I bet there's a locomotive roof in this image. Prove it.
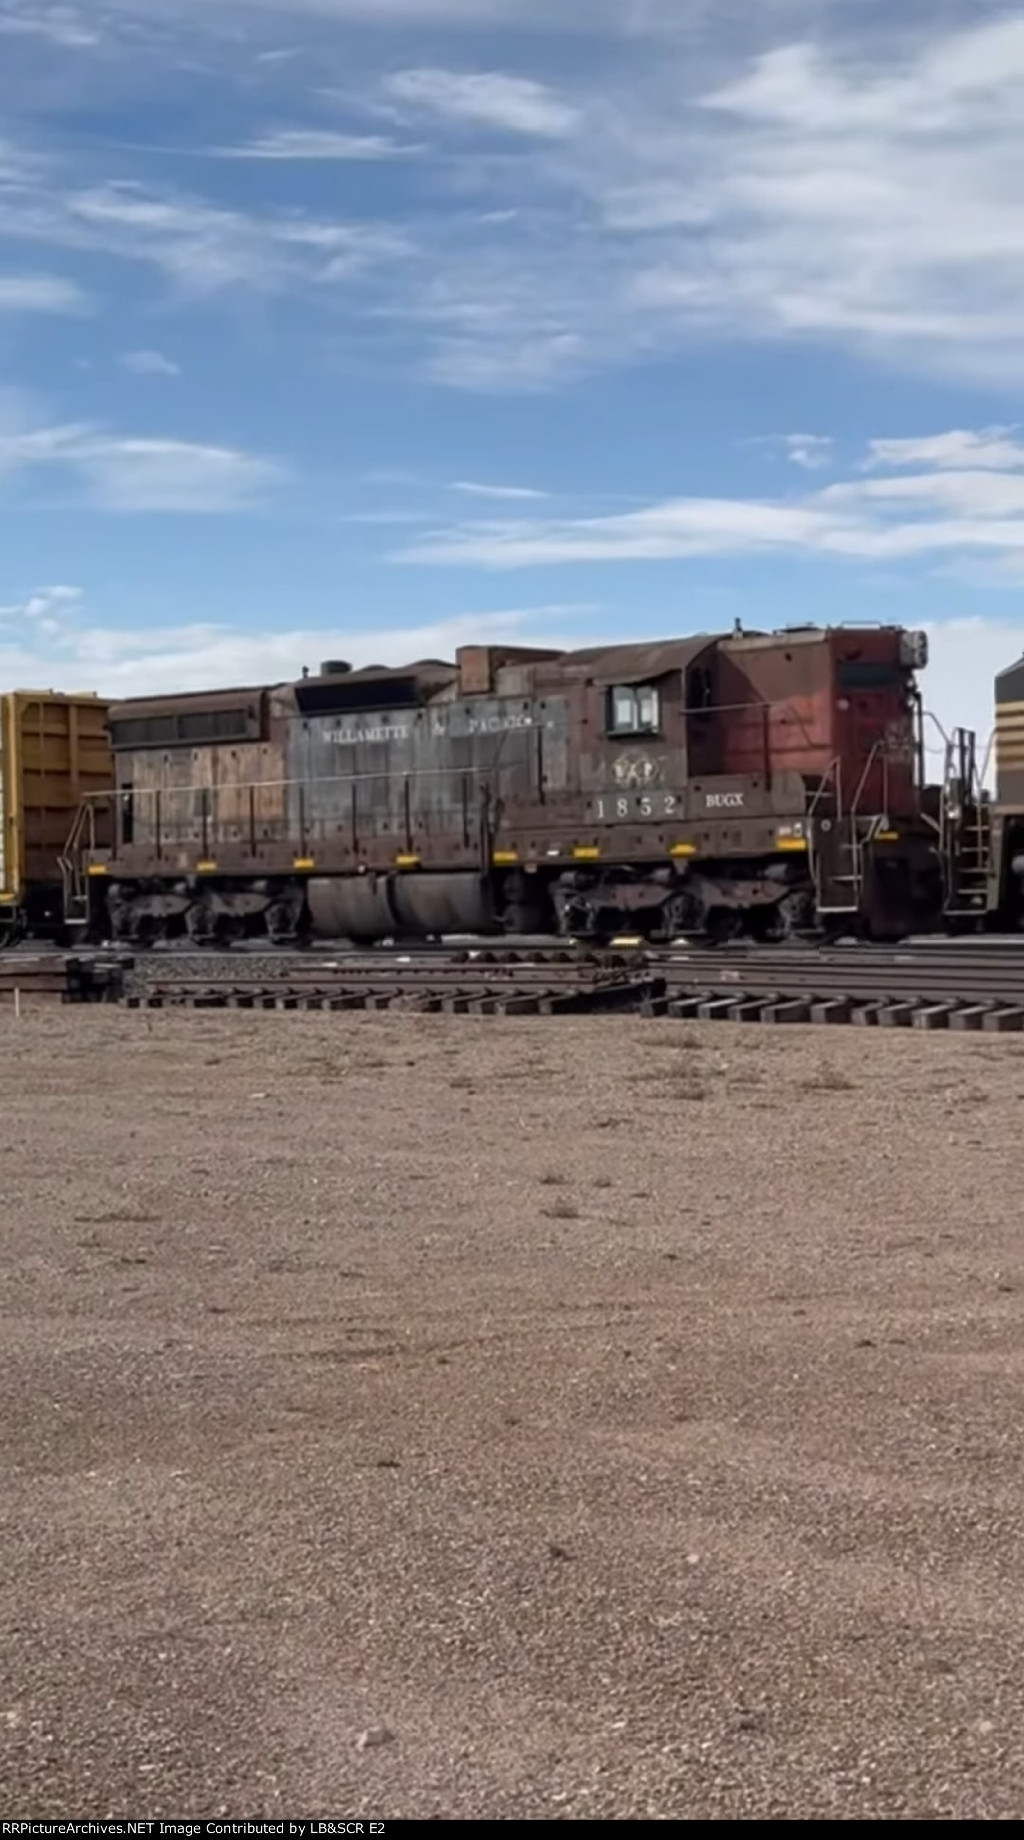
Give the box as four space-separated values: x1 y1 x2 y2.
995 655 1024 703
108 684 268 718
557 635 716 681
108 622 920 715
296 659 457 685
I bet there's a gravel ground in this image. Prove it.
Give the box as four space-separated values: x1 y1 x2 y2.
1 1010 1023 1820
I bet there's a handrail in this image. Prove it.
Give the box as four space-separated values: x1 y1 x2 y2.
806 757 844 822
59 792 107 919
849 739 886 820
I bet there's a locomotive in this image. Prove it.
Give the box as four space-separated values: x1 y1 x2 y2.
56 620 1013 947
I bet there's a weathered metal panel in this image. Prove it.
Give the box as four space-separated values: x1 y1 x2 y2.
288 694 570 862
117 741 286 859
562 637 715 683
717 635 834 782
460 645 560 696
716 629 917 815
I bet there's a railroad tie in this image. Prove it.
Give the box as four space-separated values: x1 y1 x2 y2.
949 1005 996 1031
982 1006 1024 1033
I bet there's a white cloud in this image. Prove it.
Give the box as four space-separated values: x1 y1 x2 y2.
121 349 180 377
402 496 838 567
0 171 412 302
76 438 283 513
398 426 1024 569
823 470 1024 520
376 13 1024 389
0 4 98 49
918 616 1012 776
385 68 580 137
7 11 1024 394
340 509 433 526
0 422 285 512
608 17 1024 383
0 273 90 314
450 479 550 501
64 183 411 294
212 128 419 161
107 0 594 31
426 331 586 393
783 433 833 472
864 429 1024 472
0 601 597 699
0 583 82 624
0 580 1005 783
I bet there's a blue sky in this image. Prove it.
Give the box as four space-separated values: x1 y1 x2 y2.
2 0 1024 767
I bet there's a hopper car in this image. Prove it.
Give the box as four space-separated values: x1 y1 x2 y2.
0 690 111 948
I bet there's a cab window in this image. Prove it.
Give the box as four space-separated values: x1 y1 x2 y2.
838 661 901 691
608 684 660 735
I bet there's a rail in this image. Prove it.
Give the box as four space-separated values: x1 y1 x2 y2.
85 939 1024 1030
17 937 1024 1029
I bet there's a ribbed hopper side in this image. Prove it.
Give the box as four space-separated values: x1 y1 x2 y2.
995 655 1024 808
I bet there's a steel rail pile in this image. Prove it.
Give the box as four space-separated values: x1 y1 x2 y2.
112 940 1024 1029
121 949 650 1016
9 938 1024 1028
0 953 77 1008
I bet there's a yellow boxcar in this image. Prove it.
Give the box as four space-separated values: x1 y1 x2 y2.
0 691 111 946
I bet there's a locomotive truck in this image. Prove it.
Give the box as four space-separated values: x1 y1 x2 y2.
55 620 1005 948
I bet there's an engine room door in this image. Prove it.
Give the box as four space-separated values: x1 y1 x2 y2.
685 664 720 777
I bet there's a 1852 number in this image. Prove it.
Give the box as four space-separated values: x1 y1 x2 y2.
594 792 678 822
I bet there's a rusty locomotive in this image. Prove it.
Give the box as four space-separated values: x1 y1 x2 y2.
57 619 1017 948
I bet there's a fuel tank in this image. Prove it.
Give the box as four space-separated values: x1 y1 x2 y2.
306 872 498 942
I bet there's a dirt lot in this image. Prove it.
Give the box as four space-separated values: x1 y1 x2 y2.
1 1011 1023 1819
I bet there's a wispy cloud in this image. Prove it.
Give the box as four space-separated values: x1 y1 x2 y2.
0 583 83 637
0 422 285 513
0 4 99 49
0 161 413 302
783 434 833 472
59 183 412 295
121 349 180 377
450 478 550 501
0 599 597 699
605 16 1024 383
212 128 420 161
0 579 1002 765
7 10 1024 398
864 429 1024 472
371 15 1024 390
107 0 593 32
340 509 432 526
385 68 580 137
398 426 1024 570
0 273 90 314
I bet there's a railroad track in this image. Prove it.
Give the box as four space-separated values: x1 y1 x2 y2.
116 940 1024 1029
8 940 1024 1029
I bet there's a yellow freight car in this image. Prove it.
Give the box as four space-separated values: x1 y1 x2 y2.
0 691 111 947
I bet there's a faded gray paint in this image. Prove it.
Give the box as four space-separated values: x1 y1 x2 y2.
285 696 570 854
